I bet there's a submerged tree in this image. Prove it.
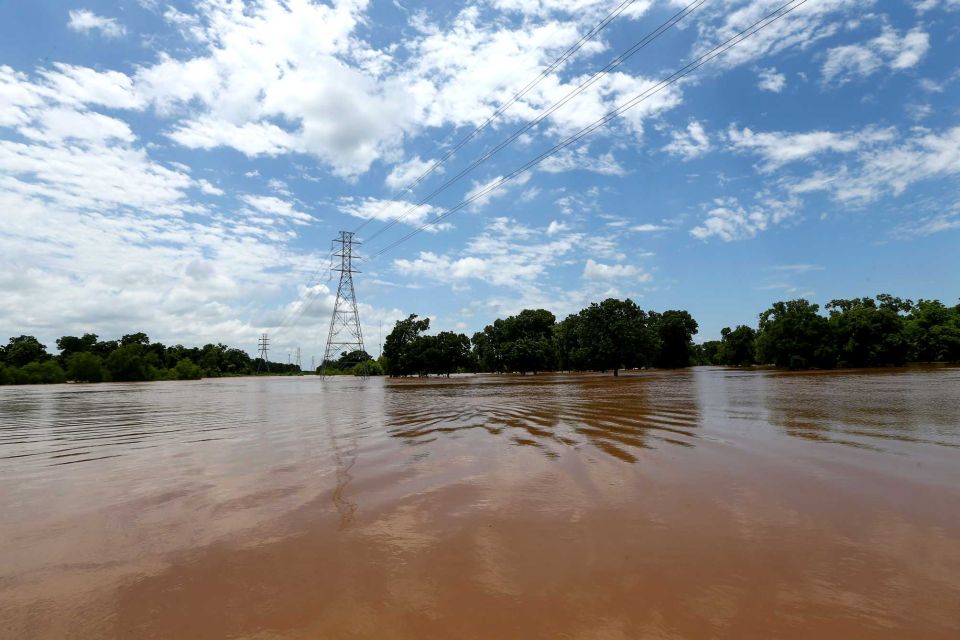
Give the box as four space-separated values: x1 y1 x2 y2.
718 325 756 366
574 298 659 376
826 295 910 367
651 310 699 368
756 299 835 369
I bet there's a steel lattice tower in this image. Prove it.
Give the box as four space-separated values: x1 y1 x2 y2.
321 231 365 377
256 333 270 372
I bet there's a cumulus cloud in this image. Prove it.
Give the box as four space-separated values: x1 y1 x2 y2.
663 120 711 160
788 126 960 204
338 196 445 229
67 9 126 39
822 26 930 84
385 156 438 190
582 259 650 281
393 216 581 288
726 124 896 170
0 66 329 353
690 196 798 242
757 67 786 92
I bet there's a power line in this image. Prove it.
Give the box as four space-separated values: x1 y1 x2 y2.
350 0 645 235
370 0 811 258
360 0 708 245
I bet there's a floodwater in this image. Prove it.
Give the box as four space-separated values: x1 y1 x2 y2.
1 368 959 639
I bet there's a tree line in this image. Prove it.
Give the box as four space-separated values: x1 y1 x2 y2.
0 332 300 385
383 300 700 377
700 295 960 369
380 294 959 377
2 293 957 385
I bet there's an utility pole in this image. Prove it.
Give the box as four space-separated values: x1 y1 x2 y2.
256 333 270 373
322 231 365 378
295 347 302 373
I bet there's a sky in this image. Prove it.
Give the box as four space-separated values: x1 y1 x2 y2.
1 0 959 363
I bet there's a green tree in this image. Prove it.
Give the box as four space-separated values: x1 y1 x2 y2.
698 340 721 365
472 309 557 374
337 349 372 370
383 314 431 376
16 361 66 384
171 358 203 380
352 359 383 376
432 331 472 376
651 310 699 368
2 335 48 367
575 298 659 376
104 344 155 382
904 299 960 362
67 352 104 382
756 299 834 369
120 332 150 347
826 295 909 367
718 325 756 366
56 333 99 362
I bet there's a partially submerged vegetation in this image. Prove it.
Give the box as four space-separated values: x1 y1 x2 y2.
0 333 300 385
701 296 960 369
382 294 960 377
2 293 957 385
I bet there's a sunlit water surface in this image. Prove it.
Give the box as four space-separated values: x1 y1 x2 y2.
1 368 959 638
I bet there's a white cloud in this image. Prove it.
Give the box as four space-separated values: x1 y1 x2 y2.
690 196 797 242
67 9 126 39
692 0 862 69
197 179 224 196
385 156 437 190
338 197 443 228
539 147 626 175
822 26 930 84
663 120 711 160
789 126 960 204
631 223 668 232
546 220 570 235
727 125 896 171
242 195 314 224
582 259 649 281
490 0 653 19
39 63 144 110
757 67 786 92
167 118 299 157
913 0 960 12
0 74 327 352
464 172 531 210
393 216 582 288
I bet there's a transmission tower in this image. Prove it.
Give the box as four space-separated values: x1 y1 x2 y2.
256 333 270 372
322 231 365 377
295 347 302 372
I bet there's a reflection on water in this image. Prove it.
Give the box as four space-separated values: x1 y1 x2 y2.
1 367 959 639
386 371 702 462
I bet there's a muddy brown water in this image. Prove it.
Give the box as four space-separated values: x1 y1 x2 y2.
1 367 959 639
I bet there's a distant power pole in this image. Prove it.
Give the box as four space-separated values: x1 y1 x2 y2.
322 231 365 378
257 333 270 373
295 347 302 372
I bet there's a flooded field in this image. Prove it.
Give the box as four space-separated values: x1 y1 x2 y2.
1 367 959 639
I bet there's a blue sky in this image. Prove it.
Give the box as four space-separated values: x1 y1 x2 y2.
1 0 958 362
